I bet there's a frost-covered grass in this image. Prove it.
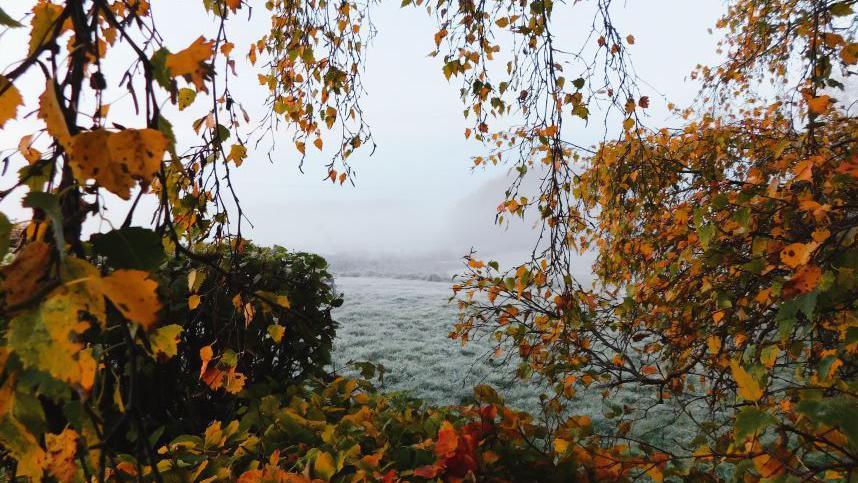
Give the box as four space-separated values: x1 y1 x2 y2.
329 275 701 449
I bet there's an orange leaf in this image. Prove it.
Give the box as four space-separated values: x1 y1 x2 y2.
780 242 814 268
435 421 458 458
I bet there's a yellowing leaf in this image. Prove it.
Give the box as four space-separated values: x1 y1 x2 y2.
224 368 246 394
150 324 183 359
1 241 53 308
45 429 79 483
188 294 201 310
199 345 214 378
730 360 763 401
0 75 22 128
780 242 814 268
623 117 635 130
29 2 64 55
227 144 247 166
99 269 161 330
806 95 831 115
553 437 570 454
70 128 167 199
38 80 73 150
313 451 336 481
267 324 285 343
706 336 721 354
177 87 197 110
8 290 96 392
166 36 214 91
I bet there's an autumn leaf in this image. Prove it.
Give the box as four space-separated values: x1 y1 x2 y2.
199 345 213 378
38 80 73 151
29 2 64 55
45 429 79 482
99 269 162 330
730 360 763 402
313 451 336 481
70 128 167 199
780 242 814 268
267 324 285 343
806 95 832 115
177 87 197 110
0 75 22 128
8 290 97 392
166 36 214 91
435 421 458 458
149 324 183 359
188 294 201 309
1 241 53 309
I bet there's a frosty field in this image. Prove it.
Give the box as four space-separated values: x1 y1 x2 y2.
329 275 700 448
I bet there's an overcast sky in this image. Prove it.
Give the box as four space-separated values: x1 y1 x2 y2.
0 0 723 259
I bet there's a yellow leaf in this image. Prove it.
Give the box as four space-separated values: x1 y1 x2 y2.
706 336 721 354
150 324 183 359
623 117 635 131
313 137 323 151
220 41 235 56
227 144 247 166
224 368 246 394
166 36 214 90
553 437 570 454
177 87 197 110
780 242 814 268
29 2 64 55
188 294 201 310
730 360 763 401
0 76 22 128
8 289 96 392
99 269 161 330
267 324 285 343
70 128 167 199
313 451 336 481
38 80 73 150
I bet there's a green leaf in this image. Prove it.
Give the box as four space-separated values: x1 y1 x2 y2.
150 48 171 89
0 7 22 27
796 397 858 451
698 223 716 247
734 407 776 443
830 2 854 16
90 227 165 270
23 192 64 257
0 212 12 259
473 384 502 404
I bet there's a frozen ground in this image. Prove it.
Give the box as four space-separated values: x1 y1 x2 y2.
328 275 701 448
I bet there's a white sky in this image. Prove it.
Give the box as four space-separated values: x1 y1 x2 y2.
0 0 723 258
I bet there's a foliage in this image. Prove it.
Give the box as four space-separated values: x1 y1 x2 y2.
451 0 858 479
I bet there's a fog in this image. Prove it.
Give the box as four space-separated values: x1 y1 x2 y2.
0 0 723 269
